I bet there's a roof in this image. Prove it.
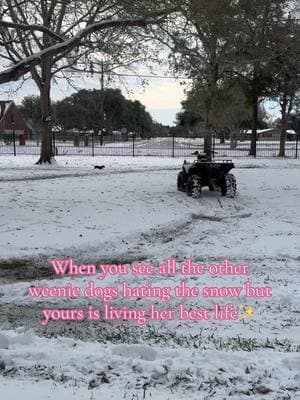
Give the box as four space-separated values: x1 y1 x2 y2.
245 128 275 134
0 101 13 121
245 128 296 135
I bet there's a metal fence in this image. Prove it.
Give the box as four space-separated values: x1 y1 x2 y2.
0 133 299 158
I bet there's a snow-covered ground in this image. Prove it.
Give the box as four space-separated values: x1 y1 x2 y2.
0 156 299 399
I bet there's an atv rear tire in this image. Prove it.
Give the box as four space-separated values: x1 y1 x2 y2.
177 171 186 191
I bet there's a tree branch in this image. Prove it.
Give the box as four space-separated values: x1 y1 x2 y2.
0 10 177 84
0 19 64 42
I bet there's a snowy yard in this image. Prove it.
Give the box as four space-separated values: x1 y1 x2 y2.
0 156 299 399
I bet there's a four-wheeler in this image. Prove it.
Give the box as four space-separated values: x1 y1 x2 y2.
177 152 237 198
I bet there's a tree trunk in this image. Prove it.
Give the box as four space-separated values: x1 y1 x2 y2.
249 93 258 157
230 126 238 149
278 94 288 157
249 63 260 157
204 85 214 160
219 131 225 144
36 60 53 164
203 62 218 160
204 120 213 159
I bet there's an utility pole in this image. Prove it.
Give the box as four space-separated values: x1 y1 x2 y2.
100 60 104 146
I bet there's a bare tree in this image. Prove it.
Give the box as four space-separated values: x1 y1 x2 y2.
159 0 240 159
212 82 253 149
0 1 176 163
177 78 252 147
231 0 292 156
158 0 295 158
269 16 300 156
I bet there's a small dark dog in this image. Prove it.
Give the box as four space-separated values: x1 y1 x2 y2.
94 165 105 170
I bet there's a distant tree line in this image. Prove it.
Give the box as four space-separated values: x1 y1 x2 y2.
20 89 156 138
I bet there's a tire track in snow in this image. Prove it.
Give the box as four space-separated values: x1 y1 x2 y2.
0 167 179 183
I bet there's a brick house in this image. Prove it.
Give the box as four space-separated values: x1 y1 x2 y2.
0 101 32 144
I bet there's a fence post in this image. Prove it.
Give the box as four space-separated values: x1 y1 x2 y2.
296 134 299 159
52 130 56 156
13 127 16 156
92 132 95 157
172 134 175 158
133 133 135 157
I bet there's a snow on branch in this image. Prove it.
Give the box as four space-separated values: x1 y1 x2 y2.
0 20 64 42
0 9 177 85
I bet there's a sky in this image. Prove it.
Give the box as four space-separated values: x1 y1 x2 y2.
126 78 187 126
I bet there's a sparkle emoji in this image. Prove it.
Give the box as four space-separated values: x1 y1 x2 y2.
240 305 254 320
246 306 254 316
